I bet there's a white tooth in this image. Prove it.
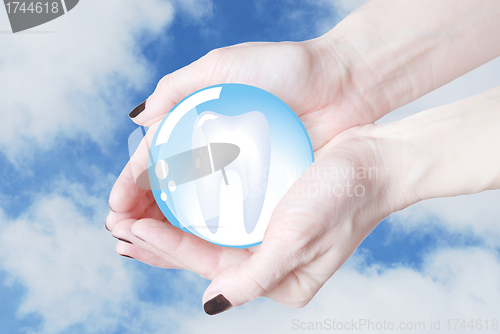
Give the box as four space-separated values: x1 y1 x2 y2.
192 111 271 235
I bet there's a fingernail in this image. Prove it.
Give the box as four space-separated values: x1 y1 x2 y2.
204 294 232 315
108 203 116 213
116 237 132 245
120 254 134 259
105 221 110 232
129 101 146 118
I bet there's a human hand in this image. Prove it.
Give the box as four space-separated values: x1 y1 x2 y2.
126 38 381 150
109 124 414 314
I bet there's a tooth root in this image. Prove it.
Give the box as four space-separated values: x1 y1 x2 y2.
205 216 219 234
243 195 265 234
243 163 269 234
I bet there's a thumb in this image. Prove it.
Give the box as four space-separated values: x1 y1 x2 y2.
128 49 223 127
201 198 326 315
201 244 297 315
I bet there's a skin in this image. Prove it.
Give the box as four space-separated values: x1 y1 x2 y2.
106 0 500 313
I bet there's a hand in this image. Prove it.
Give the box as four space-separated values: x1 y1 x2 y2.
109 124 414 313
126 38 380 149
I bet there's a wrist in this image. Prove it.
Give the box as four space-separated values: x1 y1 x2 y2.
326 124 421 216
353 124 422 213
372 87 500 203
308 31 394 125
313 25 420 124
314 0 500 123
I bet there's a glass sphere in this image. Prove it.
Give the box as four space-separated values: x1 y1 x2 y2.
149 84 313 248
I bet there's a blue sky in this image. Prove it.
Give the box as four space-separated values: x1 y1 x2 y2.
1 1 500 333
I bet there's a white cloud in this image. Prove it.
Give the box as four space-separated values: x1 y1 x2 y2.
0 0 175 164
387 190 500 248
0 180 205 334
173 0 214 22
174 247 500 334
0 189 134 333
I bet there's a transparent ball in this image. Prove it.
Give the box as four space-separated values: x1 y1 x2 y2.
149 84 313 248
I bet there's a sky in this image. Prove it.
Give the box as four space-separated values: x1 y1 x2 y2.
0 1 499 333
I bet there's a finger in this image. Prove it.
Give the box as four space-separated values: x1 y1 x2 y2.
130 218 250 280
107 124 160 230
138 198 165 221
112 218 186 270
262 256 331 307
105 189 154 231
129 51 219 127
115 240 184 269
108 161 150 212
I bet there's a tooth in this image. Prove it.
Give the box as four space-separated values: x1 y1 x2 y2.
192 111 271 235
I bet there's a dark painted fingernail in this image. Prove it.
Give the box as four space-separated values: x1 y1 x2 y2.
204 294 232 315
105 222 110 232
129 101 146 118
116 237 132 245
108 203 116 213
120 254 134 259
